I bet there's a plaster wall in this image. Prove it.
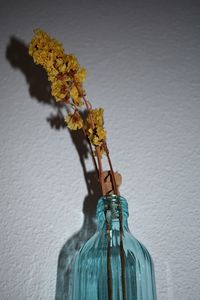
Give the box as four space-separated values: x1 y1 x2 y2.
0 1 200 299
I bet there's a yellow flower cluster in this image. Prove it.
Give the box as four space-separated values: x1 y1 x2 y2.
64 111 83 130
29 29 86 106
29 29 107 151
85 108 106 147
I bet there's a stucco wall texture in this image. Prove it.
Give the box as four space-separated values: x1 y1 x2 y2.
1 0 200 299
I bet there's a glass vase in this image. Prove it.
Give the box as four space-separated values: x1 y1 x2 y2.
72 195 157 300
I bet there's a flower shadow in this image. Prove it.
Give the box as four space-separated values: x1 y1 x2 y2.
6 36 66 129
6 36 101 299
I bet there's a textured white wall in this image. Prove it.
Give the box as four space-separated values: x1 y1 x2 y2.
1 0 200 299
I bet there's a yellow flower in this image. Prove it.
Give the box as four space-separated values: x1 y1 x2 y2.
29 30 109 149
64 112 83 130
91 126 107 146
66 54 79 72
70 85 79 101
51 80 69 102
69 85 84 106
74 68 87 84
47 67 59 82
29 29 65 70
91 108 104 126
84 108 104 131
29 29 87 106
84 108 107 147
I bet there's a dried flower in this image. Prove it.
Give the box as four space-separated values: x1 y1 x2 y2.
29 29 86 105
29 29 119 196
64 111 83 130
84 108 107 146
29 30 106 148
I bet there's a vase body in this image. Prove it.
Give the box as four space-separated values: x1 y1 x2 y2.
72 195 157 300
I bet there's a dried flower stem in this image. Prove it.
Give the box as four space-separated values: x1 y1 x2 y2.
85 132 99 175
82 94 106 195
28 29 119 197
81 91 118 196
103 142 118 195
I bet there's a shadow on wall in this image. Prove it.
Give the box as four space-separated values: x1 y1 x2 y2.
6 36 101 299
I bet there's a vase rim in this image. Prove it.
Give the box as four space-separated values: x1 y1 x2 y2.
97 195 129 218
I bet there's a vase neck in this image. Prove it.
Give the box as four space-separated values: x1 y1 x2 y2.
96 195 129 230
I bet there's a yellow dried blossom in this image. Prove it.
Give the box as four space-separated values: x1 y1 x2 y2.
29 29 112 186
74 68 87 83
91 108 104 126
70 85 79 101
65 112 83 130
29 29 87 106
29 29 64 70
68 85 82 106
84 108 107 147
66 54 80 72
92 127 107 146
51 80 69 102
47 65 59 81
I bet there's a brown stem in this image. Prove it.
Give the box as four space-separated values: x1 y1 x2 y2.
106 221 113 300
104 142 118 196
82 94 106 196
82 95 95 127
75 85 117 197
119 208 126 300
96 147 106 196
86 134 99 175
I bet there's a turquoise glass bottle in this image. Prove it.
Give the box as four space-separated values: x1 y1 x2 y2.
72 195 157 300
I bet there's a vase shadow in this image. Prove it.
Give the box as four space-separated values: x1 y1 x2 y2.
55 173 101 299
6 36 101 300
55 127 101 299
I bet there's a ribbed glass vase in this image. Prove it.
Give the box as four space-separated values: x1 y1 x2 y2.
72 195 157 300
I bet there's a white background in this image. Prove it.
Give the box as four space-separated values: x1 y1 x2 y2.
0 0 200 299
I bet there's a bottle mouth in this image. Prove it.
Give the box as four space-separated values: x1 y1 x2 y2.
103 195 121 221
103 194 120 207
97 195 129 219
102 194 118 199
